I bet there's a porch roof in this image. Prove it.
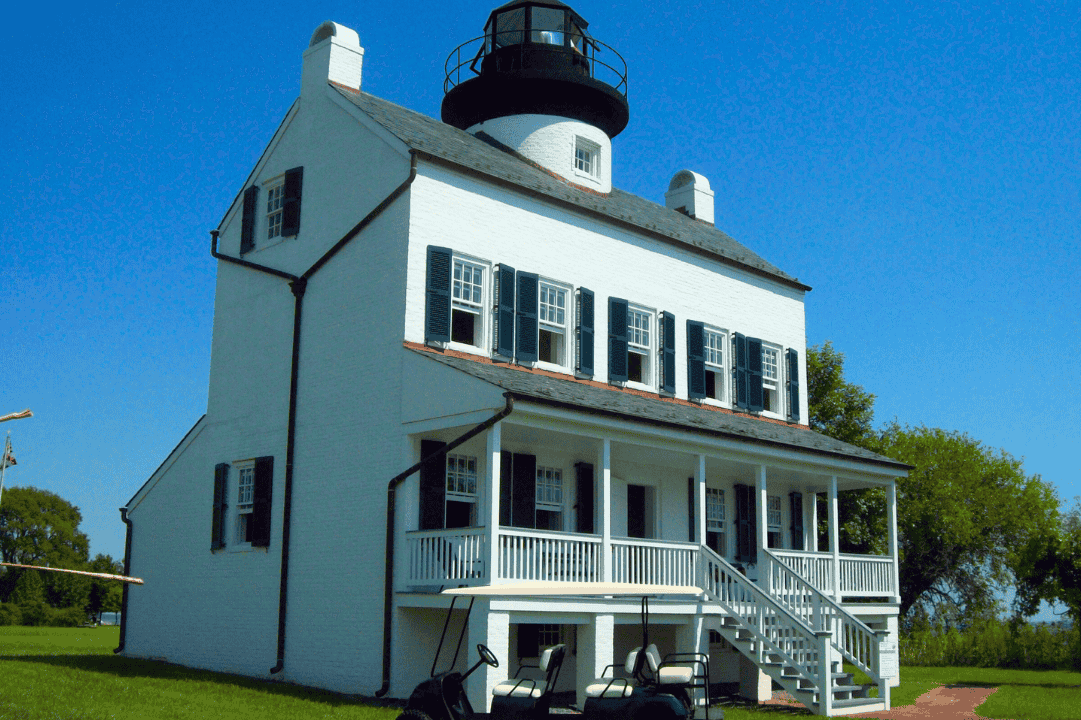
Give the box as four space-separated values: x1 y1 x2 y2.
410 347 910 472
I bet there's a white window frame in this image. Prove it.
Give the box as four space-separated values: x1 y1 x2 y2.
703 326 729 406
265 177 285 242
535 466 564 531
445 453 479 528
767 493 783 549
232 460 255 550
574 137 600 180
536 279 572 371
761 343 782 417
626 304 655 390
706 487 726 556
448 255 489 353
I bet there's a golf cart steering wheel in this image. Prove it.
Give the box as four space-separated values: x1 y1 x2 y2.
477 643 499 668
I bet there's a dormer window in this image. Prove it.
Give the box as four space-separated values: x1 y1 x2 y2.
575 137 599 179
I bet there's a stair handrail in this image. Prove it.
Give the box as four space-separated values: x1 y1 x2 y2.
697 545 827 690
763 548 884 683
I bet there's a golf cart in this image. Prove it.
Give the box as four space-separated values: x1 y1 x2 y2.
394 581 720 720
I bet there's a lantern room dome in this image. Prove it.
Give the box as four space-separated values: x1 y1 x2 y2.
441 1 630 139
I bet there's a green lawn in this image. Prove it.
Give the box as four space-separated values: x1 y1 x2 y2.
3 627 1081 719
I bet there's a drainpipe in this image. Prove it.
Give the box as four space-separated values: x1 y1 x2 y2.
209 152 419 676
375 394 514 698
113 507 133 654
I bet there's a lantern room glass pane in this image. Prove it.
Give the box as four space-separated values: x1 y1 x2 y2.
495 7 525 47
568 21 586 53
531 7 565 45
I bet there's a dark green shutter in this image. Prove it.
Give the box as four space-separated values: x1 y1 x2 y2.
734 483 757 564
516 272 539 363
240 186 258 254
281 167 303 237
251 456 274 548
518 624 540 659
211 463 228 550
734 333 748 409
512 453 537 529
500 451 513 527
688 477 696 543
747 337 764 412
687 321 706 400
789 492 804 551
660 311 676 395
576 288 594 377
425 247 452 344
419 439 447 530
494 264 516 358
575 463 594 534
786 348 800 422
608 297 628 383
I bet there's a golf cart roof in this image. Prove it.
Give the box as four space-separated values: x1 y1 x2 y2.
442 581 705 597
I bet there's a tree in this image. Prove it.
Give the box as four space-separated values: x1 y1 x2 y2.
86 554 124 623
10 568 47 626
806 342 884 554
876 423 1059 621
0 486 90 567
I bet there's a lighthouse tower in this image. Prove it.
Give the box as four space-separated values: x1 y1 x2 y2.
441 1 629 193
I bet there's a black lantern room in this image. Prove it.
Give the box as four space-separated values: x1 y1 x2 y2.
442 1 630 138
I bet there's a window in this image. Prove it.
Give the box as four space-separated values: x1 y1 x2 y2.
445 454 478 529
535 466 563 530
518 623 570 660
451 258 486 347
235 463 255 544
266 181 284 239
627 306 652 385
704 329 727 402
574 137 599 179
706 487 726 556
767 494 783 549
762 345 781 413
538 282 569 366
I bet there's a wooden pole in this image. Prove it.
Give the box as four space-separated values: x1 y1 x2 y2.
1 562 144 585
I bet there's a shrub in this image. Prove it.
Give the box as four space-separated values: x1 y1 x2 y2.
45 605 89 627
901 617 1079 670
0 602 22 626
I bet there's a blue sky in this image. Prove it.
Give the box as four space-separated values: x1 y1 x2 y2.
3 0 1078 606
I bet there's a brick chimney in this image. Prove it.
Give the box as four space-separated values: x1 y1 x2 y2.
302 21 364 98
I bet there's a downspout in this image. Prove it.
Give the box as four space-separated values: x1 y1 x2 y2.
375 393 514 698
211 152 419 676
113 507 133 654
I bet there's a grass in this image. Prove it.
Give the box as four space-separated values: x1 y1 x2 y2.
0 627 401 720
4 627 1081 719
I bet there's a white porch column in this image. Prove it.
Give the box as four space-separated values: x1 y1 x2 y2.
576 613 615 710
829 476 841 602
809 489 819 552
677 614 707 709
887 481 900 604
599 438 612 582
756 465 768 559
466 599 509 712
696 455 707 547
486 422 502 583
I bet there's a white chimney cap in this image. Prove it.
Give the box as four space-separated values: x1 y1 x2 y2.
665 170 715 224
302 21 364 97
309 21 360 49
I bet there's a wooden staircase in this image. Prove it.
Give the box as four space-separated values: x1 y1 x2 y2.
698 547 889 716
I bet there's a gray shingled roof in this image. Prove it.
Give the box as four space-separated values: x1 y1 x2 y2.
413 348 908 470
334 86 810 291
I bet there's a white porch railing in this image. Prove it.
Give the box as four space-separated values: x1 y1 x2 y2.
610 537 699 586
771 549 896 597
405 527 488 585
498 528 602 583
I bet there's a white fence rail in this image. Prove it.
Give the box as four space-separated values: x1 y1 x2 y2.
611 538 699 586
771 550 896 597
498 528 602 583
405 527 487 585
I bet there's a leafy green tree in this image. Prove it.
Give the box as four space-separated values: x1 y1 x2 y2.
10 569 47 626
0 487 90 568
876 423 1059 621
86 554 124 623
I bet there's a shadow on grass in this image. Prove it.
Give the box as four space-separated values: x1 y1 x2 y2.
2 653 406 709
949 679 1081 690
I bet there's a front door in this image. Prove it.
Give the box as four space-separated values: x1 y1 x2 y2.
627 484 654 538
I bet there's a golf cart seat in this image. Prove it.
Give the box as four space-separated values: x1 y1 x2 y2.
490 644 566 715
584 643 652 699
643 643 695 685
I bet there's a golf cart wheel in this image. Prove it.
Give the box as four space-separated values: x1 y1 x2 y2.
395 711 433 720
